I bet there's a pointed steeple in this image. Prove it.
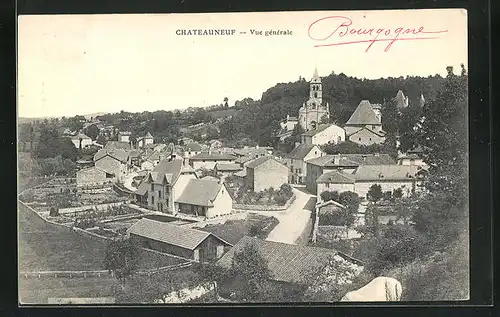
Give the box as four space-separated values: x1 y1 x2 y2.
312 67 320 82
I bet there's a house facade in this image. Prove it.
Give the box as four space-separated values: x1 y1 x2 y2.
184 142 203 158
280 115 298 131
70 133 93 149
137 132 154 148
316 164 424 200
175 179 233 218
118 131 131 143
300 123 346 146
94 149 129 181
245 156 288 192
76 166 114 186
287 144 324 184
305 154 396 194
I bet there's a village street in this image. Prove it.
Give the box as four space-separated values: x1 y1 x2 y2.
264 186 316 245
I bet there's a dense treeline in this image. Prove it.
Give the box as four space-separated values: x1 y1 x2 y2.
219 72 445 146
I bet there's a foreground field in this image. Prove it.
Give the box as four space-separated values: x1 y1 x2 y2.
19 276 117 304
19 203 186 271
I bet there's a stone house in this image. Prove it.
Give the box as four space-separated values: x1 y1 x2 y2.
344 100 387 146
137 132 154 148
287 144 324 184
134 156 197 213
76 166 114 186
300 123 346 146
245 156 288 192
70 133 93 149
93 148 130 182
175 178 233 218
316 164 425 200
305 153 395 194
128 218 232 262
118 131 131 143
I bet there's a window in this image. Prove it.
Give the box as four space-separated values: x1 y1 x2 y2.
151 184 154 191
315 151 317 155
314 92 318 98
369 138 372 141
326 183 330 188
372 125 376 130
158 190 161 198
151 196 155 205
359 138 361 141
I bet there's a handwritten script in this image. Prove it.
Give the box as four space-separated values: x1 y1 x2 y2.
308 16 448 52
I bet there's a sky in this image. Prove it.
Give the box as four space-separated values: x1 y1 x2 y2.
17 9 467 118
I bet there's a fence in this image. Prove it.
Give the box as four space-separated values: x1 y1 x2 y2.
20 262 194 280
232 194 296 212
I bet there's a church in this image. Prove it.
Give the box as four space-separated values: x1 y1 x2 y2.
298 68 330 131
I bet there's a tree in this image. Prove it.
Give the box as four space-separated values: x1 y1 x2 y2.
193 262 229 301
393 188 403 199
223 97 229 108
84 124 100 141
103 239 140 288
367 184 383 203
229 242 274 302
320 190 340 202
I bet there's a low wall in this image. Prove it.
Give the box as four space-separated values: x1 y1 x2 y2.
57 202 128 215
232 194 295 212
182 212 248 228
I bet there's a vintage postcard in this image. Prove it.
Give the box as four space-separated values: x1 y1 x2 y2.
17 9 469 304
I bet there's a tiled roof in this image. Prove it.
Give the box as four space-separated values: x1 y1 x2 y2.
347 126 387 137
306 154 395 168
151 158 184 184
215 163 243 172
190 153 236 161
233 147 270 157
93 148 129 163
353 164 423 181
128 218 230 250
302 124 334 136
71 133 91 140
345 100 381 125
315 200 346 209
135 181 149 195
185 142 203 152
235 155 256 164
104 141 131 150
175 179 222 207
217 236 353 285
245 156 283 169
288 144 319 160
316 171 355 184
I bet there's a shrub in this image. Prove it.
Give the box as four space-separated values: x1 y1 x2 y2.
49 207 59 216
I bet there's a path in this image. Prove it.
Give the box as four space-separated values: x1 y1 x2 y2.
122 171 139 192
265 186 316 245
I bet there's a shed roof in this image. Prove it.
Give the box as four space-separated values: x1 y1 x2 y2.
215 163 243 172
302 124 335 136
175 179 223 207
127 218 231 250
288 144 320 160
316 171 356 184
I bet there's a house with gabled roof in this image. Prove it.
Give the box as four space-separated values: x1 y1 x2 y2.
70 133 93 149
93 148 130 181
175 178 233 218
137 132 154 148
316 164 426 200
134 155 197 212
184 142 204 158
245 156 288 192
104 140 132 150
287 144 324 184
300 123 346 146
128 218 232 262
305 153 395 194
344 100 386 146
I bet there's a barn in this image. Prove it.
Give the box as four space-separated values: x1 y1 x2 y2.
127 218 232 262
